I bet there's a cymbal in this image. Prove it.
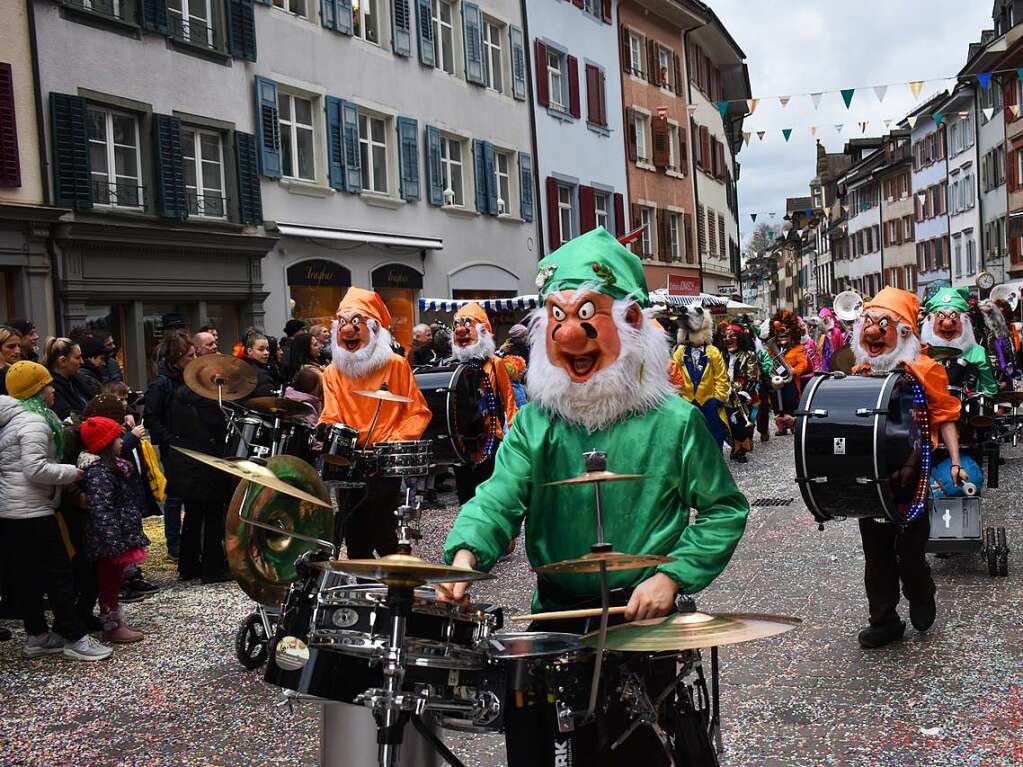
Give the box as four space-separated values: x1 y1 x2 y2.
581 611 801 652
534 551 675 575
927 345 962 361
225 455 333 605
311 554 494 587
246 396 312 418
171 447 332 508
544 471 647 487
184 354 257 401
994 390 1023 405
353 389 414 404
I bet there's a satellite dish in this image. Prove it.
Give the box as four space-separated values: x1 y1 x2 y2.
833 290 864 323
989 284 1020 312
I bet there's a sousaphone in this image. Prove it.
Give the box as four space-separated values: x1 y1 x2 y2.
832 290 864 323
989 283 1020 312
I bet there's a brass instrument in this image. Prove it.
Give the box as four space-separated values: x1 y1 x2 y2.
764 335 795 390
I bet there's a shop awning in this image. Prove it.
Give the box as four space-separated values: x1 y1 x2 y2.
648 289 729 308
275 222 443 250
419 295 540 312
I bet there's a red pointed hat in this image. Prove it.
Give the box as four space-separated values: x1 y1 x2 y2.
336 287 391 329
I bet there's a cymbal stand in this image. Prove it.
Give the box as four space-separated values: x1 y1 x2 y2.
362 384 390 449
583 450 612 720
394 479 422 555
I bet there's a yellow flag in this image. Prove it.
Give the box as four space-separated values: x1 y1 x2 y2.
910 81 924 99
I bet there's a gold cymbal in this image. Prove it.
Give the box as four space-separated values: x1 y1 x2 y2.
310 554 494 586
171 447 332 508
246 396 313 418
353 389 414 404
184 354 257 401
544 471 647 487
927 345 962 361
994 390 1023 405
534 551 674 575
582 611 801 652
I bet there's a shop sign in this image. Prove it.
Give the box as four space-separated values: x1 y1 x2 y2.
287 259 351 287
372 264 423 290
666 274 700 296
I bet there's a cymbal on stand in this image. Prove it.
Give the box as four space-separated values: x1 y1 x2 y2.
184 354 257 401
581 611 801 652
353 389 415 404
544 471 647 487
246 396 314 418
310 554 494 586
534 551 674 574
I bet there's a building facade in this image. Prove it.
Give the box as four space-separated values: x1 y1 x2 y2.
840 149 884 297
939 86 982 289
877 130 916 293
910 92 952 298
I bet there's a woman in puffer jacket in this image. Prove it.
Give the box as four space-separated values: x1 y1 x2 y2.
0 362 112 661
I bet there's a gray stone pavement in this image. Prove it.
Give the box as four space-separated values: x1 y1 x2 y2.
2 431 1022 766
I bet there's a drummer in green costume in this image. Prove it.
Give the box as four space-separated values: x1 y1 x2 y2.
441 227 749 620
921 286 997 396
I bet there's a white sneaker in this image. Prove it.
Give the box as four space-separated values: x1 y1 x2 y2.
63 634 113 661
24 631 65 658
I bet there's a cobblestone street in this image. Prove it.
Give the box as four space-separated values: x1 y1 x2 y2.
3 431 1022 766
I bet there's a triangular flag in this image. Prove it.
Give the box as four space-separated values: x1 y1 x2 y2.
810 92 823 109
757 130 766 141
779 96 791 108
835 124 844 133
716 100 729 117
932 113 944 125
1012 105 1021 118
747 99 759 114
809 125 818 137
906 115 919 129
978 72 992 91
782 128 792 142
917 193 927 204
884 119 893 129
841 88 855 108
769 212 776 219
751 213 758 223
910 81 924 99
743 131 751 146
874 85 888 103
983 107 995 122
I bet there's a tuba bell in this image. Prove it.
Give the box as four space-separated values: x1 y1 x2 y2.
833 290 864 323
989 283 1020 313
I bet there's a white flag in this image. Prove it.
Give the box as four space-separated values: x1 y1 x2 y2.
874 85 888 103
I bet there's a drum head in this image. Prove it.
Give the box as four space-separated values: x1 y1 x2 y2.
485 632 584 659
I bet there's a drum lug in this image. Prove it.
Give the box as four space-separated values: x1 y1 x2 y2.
555 700 577 733
855 408 885 417
855 477 879 485
793 409 829 418
794 476 828 484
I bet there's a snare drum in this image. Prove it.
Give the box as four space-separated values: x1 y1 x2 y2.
226 415 274 460
373 440 433 477
276 421 315 463
320 423 360 465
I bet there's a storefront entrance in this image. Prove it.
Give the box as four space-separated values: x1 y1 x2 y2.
372 264 423 352
287 259 352 328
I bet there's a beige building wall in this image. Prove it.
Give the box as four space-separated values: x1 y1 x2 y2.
0 1 44 206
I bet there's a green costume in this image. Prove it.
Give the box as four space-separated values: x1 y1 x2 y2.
925 287 998 396
443 228 750 611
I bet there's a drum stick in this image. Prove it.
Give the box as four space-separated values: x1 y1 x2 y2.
510 606 629 622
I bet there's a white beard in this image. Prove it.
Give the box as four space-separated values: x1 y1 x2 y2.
920 314 977 352
526 301 675 433
852 318 922 372
451 328 496 363
331 321 394 379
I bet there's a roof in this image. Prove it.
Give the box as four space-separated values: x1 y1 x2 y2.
684 0 746 60
901 89 952 125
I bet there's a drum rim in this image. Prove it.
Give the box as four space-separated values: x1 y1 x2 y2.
796 374 830 522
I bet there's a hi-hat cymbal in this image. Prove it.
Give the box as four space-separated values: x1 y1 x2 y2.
544 471 647 487
582 611 801 652
184 354 257 401
534 551 675 575
311 554 494 586
246 396 312 418
225 455 333 606
171 447 332 508
353 389 415 404
927 345 962 362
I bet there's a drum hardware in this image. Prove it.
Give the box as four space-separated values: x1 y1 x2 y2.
793 408 829 418
183 353 258 403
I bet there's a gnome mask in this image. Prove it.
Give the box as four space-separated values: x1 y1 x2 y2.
331 310 393 379
451 318 496 362
852 309 920 371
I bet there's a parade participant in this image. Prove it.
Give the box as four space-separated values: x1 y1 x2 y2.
978 296 1018 387
407 324 439 368
669 304 730 449
449 302 518 503
799 316 823 375
441 228 748 766
723 324 760 463
754 320 774 442
921 287 997 396
851 287 963 648
319 287 431 557
818 307 847 372
767 309 809 435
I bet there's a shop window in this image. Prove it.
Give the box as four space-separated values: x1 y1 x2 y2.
372 264 424 352
287 259 352 327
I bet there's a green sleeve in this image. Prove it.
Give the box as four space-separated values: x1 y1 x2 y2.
757 349 773 375
965 345 998 395
442 411 532 571
656 413 750 593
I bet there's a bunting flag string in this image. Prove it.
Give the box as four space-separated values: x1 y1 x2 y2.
779 96 791 108
841 88 856 108
782 128 792 142
811 92 823 109
874 85 888 103
910 80 924 99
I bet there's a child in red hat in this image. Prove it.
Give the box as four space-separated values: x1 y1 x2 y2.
78 416 150 644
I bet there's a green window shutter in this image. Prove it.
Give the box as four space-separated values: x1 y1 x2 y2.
415 0 435 67
234 131 263 224
254 76 281 178
518 151 533 222
138 0 169 33
341 101 361 193
0 63 21 188
472 139 487 212
325 96 346 191
461 2 484 85
391 0 411 56
49 93 92 210
320 0 337 29
483 141 497 215
152 113 188 219
397 116 419 201
336 0 353 34
425 125 443 206
227 0 258 61
509 26 526 101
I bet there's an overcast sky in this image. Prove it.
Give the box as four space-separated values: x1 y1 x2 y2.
711 0 996 246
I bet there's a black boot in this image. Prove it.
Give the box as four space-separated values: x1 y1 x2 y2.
858 616 906 648
909 594 936 632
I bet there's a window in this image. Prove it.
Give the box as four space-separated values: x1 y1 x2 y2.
359 113 388 194
73 0 124 18
482 20 503 92
182 127 225 218
558 185 574 243
494 150 510 214
433 0 454 74
966 233 976 274
903 216 913 241
87 106 142 208
628 32 644 78
547 51 565 110
278 92 316 181
168 0 214 46
717 213 725 258
954 235 962 277
439 135 463 205
669 212 681 261
583 0 601 18
353 0 379 44
633 112 649 163
657 46 671 89
273 0 305 15
667 124 680 172
639 207 653 257
594 192 608 230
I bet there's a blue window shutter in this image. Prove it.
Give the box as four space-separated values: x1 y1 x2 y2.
391 0 412 56
320 0 337 29
425 125 443 206
397 116 420 201
510 26 526 101
472 139 487 212
483 141 497 214
415 0 435 67
152 114 188 220
138 0 168 33
49 93 92 210
518 151 533 222
325 96 345 191
226 0 258 61
341 101 362 193
462 2 484 85
254 76 281 178
336 0 353 34
253 0 270 5
234 131 263 224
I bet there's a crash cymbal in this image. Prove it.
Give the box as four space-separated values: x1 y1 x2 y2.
311 554 494 586
184 354 257 401
353 389 415 404
534 551 675 575
994 390 1023 405
225 455 333 605
581 611 801 652
544 471 647 487
926 345 962 362
246 396 312 418
171 447 332 508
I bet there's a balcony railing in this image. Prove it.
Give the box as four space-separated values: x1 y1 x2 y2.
63 0 127 21
187 191 227 219
92 179 145 209
168 13 218 49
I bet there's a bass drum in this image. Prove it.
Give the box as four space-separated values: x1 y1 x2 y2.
415 364 487 466
794 372 929 524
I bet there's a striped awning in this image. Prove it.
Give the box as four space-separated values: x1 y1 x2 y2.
648 290 729 308
419 295 540 313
